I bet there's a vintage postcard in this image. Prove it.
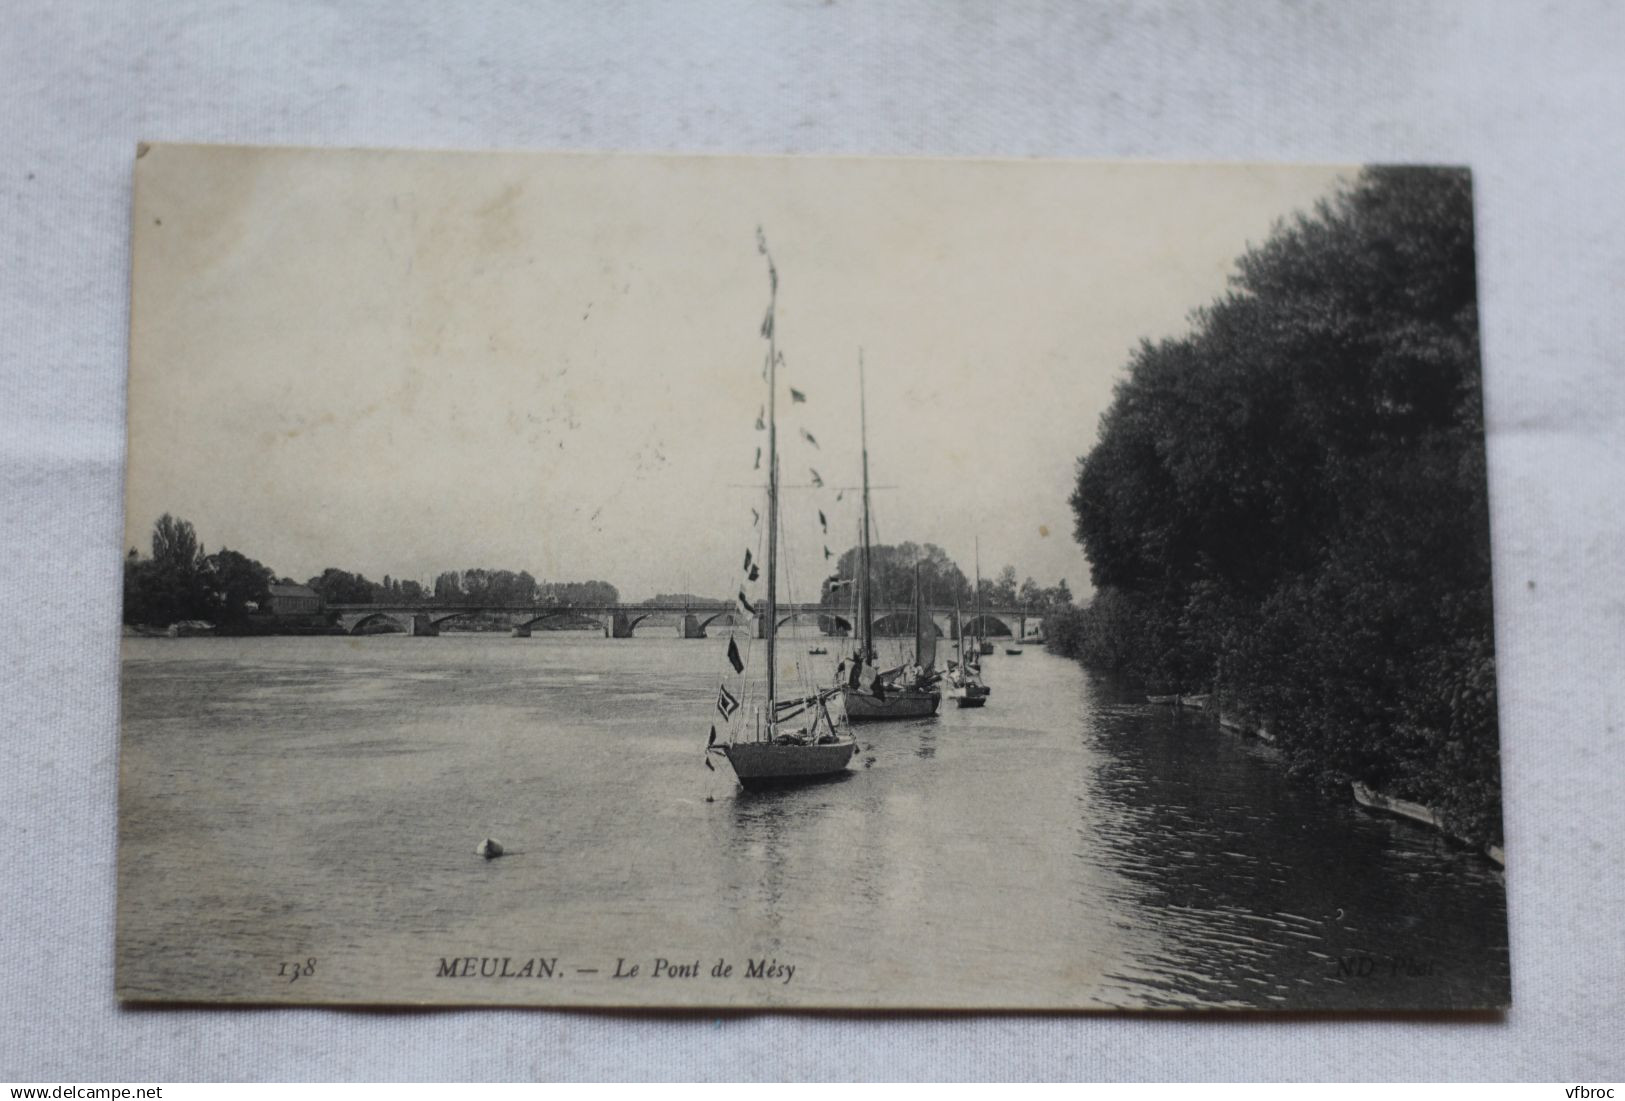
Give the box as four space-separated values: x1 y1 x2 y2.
118 145 1508 1009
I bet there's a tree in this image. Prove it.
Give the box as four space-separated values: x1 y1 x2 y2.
151 513 202 571
821 542 971 607
123 516 277 627
994 566 1019 605
203 548 274 623
1061 166 1500 843
123 514 212 625
307 568 376 605
433 571 463 601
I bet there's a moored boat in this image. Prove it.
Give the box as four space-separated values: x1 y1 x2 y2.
723 740 857 788
966 541 998 664
843 561 943 722
845 685 941 720
838 357 942 724
1350 781 1443 830
1147 693 1210 709
946 604 991 708
707 231 855 787
950 686 990 708
1351 781 1504 867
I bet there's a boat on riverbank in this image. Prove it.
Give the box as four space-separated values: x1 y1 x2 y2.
1350 782 1505 867
1149 693 1213 710
1351 782 1441 828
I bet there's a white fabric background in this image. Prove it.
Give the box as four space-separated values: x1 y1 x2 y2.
2 0 1621 1082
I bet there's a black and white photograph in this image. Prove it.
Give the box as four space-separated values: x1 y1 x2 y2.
115 144 1507 1011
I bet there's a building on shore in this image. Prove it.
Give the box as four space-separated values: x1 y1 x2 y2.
267 583 323 616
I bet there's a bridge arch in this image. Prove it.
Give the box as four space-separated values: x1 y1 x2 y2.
429 609 489 630
516 610 609 632
870 612 945 638
963 613 1016 638
624 612 684 635
774 610 851 635
697 610 753 635
348 611 411 635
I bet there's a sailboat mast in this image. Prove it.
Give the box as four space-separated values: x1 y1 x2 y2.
764 246 780 713
859 350 873 664
974 536 982 637
913 559 924 664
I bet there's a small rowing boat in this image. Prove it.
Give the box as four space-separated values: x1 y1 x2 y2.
1146 693 1210 709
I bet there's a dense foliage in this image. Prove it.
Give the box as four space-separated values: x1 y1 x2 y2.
820 541 1072 612
122 515 623 624
1056 167 1502 844
639 593 732 607
122 514 275 627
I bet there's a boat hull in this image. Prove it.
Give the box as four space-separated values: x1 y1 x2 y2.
1149 693 1213 710
950 684 991 708
723 738 856 788
842 685 941 722
1351 781 1442 829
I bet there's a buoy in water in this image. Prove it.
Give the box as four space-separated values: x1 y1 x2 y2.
475 838 504 860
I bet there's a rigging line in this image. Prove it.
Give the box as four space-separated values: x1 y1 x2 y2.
775 479 817 701
725 483 843 490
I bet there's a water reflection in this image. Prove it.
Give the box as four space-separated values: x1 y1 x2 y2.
1077 675 1508 1008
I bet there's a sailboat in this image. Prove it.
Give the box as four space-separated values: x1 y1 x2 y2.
840 357 942 723
709 232 855 789
946 601 991 708
972 537 995 657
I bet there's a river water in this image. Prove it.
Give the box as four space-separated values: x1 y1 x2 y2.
117 633 1509 1010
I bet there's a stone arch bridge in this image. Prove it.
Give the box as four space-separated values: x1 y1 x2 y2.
326 602 1040 641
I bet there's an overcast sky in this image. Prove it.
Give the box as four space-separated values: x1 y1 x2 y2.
126 146 1349 601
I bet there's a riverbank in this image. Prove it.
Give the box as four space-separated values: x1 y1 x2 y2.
123 618 344 637
1169 691 1506 867
1048 594 1503 852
